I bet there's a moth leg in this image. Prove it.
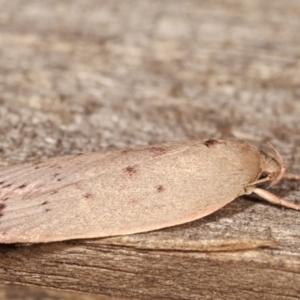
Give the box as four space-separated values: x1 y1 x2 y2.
283 173 300 180
253 188 300 210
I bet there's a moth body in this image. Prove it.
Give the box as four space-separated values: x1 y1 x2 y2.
0 139 298 243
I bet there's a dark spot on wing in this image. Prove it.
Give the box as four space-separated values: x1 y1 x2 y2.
41 201 48 206
34 166 40 169
45 208 51 212
0 203 6 216
157 185 165 193
148 147 167 157
124 166 137 176
2 198 9 201
0 181 5 185
122 149 133 154
84 193 92 199
56 178 62 182
53 173 60 177
204 139 221 148
18 184 27 189
3 184 12 188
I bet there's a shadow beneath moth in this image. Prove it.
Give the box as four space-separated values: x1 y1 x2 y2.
0 139 299 243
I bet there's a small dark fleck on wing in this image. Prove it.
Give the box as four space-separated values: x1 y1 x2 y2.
124 166 137 176
121 149 133 154
157 185 165 193
204 139 221 148
18 184 27 189
0 203 6 217
3 184 12 188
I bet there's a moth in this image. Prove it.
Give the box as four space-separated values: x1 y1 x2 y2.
0 139 299 243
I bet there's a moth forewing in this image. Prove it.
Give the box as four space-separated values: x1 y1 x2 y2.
0 139 299 243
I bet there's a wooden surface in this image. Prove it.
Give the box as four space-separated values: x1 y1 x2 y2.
0 285 116 300
0 0 300 299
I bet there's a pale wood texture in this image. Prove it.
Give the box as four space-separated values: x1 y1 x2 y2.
0 0 300 299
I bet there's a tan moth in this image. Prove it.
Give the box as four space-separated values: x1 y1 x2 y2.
0 139 299 243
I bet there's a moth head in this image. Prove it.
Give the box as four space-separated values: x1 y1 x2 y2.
258 144 286 188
